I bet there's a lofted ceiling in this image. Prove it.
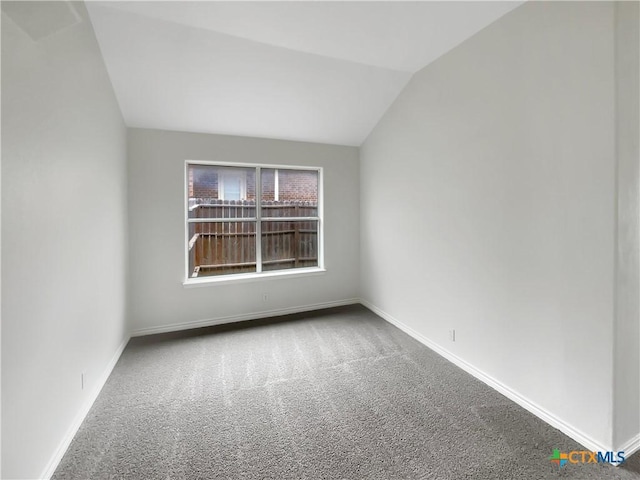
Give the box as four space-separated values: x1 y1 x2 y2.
86 1 523 146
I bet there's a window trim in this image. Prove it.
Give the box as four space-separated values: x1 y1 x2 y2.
183 160 324 286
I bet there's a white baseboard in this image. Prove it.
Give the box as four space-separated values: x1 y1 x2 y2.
130 298 361 337
359 299 612 455
40 335 130 480
619 433 640 459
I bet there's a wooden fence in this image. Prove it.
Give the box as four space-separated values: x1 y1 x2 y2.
188 200 318 277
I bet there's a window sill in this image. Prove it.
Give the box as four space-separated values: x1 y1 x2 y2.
183 267 326 287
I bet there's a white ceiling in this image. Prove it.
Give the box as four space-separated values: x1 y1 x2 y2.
86 1 523 146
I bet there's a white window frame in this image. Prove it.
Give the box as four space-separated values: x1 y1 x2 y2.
184 160 324 286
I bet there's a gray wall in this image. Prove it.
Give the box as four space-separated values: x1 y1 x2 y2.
360 1 623 449
127 128 359 334
1 3 129 479
614 0 640 450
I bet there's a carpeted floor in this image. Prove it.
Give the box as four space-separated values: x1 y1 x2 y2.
54 305 639 479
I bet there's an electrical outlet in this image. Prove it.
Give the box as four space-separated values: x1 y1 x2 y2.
262 293 269 302
449 329 456 342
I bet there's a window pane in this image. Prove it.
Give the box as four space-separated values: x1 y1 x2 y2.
261 220 318 271
188 222 256 277
261 169 318 217
188 165 255 218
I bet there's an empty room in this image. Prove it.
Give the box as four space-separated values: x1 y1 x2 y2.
2 1 640 479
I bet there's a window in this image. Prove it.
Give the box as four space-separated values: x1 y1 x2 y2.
186 162 322 282
219 170 246 200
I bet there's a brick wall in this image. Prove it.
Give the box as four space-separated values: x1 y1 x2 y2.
190 165 219 199
262 169 276 201
246 173 256 200
189 166 317 203
278 170 317 202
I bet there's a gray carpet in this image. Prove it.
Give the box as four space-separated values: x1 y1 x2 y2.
54 305 640 479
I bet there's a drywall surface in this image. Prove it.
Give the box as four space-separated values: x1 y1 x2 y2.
613 0 640 450
1 3 129 478
127 128 359 333
361 1 616 449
